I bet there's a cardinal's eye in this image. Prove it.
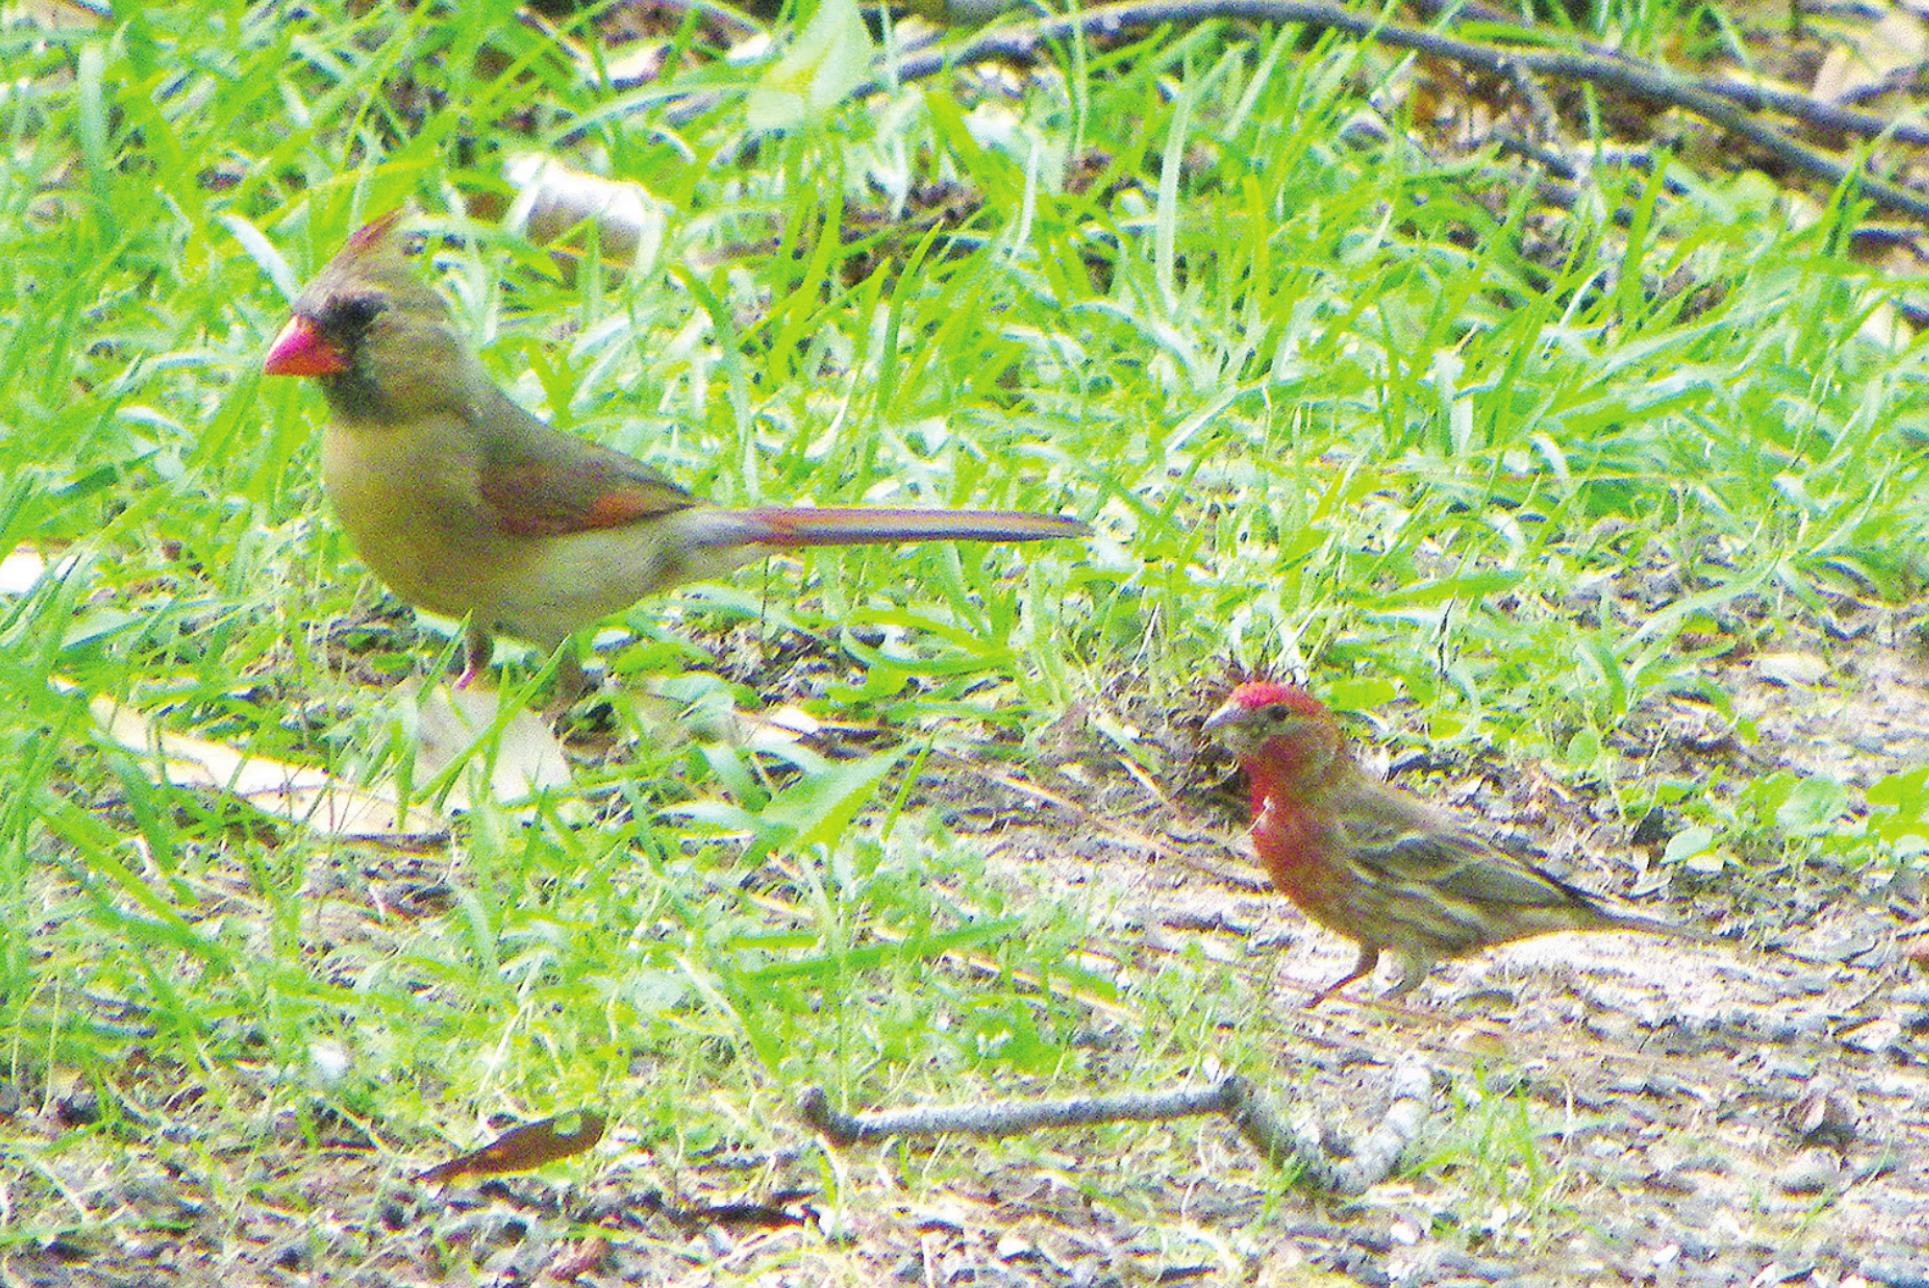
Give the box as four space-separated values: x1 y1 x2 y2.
331 294 386 331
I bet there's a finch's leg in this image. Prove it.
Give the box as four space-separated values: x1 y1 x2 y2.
1381 952 1437 1001
1305 946 1380 1008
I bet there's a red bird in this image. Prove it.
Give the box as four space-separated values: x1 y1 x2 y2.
1204 681 1706 1004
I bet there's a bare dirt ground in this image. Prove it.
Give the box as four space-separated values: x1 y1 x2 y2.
885 611 1929 1286
11 607 1927 1287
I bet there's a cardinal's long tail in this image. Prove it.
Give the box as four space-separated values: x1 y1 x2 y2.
686 507 1089 550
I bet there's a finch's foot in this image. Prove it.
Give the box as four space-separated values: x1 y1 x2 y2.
1304 946 1381 1009
1380 953 1437 1002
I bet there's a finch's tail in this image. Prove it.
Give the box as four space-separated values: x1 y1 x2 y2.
687 507 1089 550
1601 910 1723 946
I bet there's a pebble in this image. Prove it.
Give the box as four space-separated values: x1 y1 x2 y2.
1435 1249 1519 1280
1838 1019 1905 1055
1762 1013 1832 1042
1761 1056 1819 1081
1774 1157 1841 1195
1779 972 1834 996
54 1091 99 1126
1862 1262 1929 1288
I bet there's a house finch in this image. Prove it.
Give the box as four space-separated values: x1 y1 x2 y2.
262 210 1087 696
1204 681 1706 1004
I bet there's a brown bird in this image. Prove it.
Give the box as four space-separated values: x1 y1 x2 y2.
262 211 1087 696
1205 681 1710 1004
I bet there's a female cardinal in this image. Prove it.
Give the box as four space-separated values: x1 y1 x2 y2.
262 210 1087 695
1204 681 1707 1004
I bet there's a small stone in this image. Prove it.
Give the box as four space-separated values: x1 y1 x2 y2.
1756 652 1830 686
1862 1262 1929 1288
54 1091 98 1127
1786 1080 1858 1149
1776 1157 1841 1195
1762 1056 1819 1081
1436 1249 1515 1280
1778 973 1834 997
1839 1019 1904 1054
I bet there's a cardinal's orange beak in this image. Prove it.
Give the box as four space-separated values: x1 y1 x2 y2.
263 315 347 377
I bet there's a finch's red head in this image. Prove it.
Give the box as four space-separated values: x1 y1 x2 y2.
1222 681 1328 720
1203 681 1345 782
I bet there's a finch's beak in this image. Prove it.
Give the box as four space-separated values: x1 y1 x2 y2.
263 315 348 377
1202 701 1242 735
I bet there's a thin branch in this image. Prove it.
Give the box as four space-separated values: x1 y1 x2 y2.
1224 1057 1434 1193
798 1058 1435 1194
867 0 1929 223
1494 133 1695 199
1409 0 1929 146
1836 61 1929 108
799 1081 1234 1140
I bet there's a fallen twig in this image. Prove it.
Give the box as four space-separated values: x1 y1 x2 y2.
868 0 1929 222
1222 1058 1435 1193
1409 0 1929 146
798 1057 1435 1194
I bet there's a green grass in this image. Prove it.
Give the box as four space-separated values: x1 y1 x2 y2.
1 0 1924 1275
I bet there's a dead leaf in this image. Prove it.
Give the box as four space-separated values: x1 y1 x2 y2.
1812 7 1929 101
1756 652 1830 687
544 1237 612 1282
0 546 81 595
16 0 109 28
408 682 572 809
414 1108 606 1184
501 154 669 272
89 694 443 840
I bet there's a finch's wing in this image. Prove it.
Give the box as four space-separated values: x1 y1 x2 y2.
1342 813 1600 914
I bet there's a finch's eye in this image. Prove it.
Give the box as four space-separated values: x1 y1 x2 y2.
331 294 386 331
1264 703 1288 719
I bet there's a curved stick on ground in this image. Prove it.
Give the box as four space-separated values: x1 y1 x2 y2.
797 1059 1436 1194
797 1082 1236 1142
1222 1058 1435 1194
